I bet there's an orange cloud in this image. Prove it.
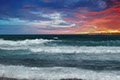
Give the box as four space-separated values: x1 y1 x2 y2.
62 1 120 34
35 0 120 34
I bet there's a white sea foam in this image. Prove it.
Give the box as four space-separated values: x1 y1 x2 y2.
0 64 120 80
1 46 120 54
0 39 53 46
0 39 53 50
29 46 120 54
0 39 120 54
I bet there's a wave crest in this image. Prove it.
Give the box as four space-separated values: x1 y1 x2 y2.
0 64 120 80
1 46 120 54
0 39 53 46
30 46 120 54
0 39 120 54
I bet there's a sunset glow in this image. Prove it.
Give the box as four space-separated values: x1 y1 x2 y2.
0 0 120 34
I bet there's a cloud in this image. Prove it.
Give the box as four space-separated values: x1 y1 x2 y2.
31 18 77 28
0 0 119 34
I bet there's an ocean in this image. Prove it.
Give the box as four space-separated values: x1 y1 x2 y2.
0 35 120 80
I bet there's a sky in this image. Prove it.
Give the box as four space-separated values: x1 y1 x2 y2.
0 0 120 34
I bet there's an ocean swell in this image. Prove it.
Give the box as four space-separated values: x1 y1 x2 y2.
1 46 120 54
0 39 53 46
29 46 120 54
0 64 120 80
0 39 120 54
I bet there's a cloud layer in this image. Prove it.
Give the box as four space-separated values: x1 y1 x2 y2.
0 0 120 34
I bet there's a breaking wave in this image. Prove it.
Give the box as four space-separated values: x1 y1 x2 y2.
0 64 120 80
1 36 120 80
1 46 120 54
0 39 120 54
0 39 53 46
29 46 120 54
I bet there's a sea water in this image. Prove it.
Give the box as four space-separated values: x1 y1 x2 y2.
0 35 120 80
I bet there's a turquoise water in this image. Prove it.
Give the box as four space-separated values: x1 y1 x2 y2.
0 35 120 80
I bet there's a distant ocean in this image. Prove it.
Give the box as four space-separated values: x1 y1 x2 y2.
0 35 120 80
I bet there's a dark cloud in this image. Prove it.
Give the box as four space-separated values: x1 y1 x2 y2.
0 0 119 34
0 0 114 18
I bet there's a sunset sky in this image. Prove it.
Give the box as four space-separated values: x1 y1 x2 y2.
0 0 120 34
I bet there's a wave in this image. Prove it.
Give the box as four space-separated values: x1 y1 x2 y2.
0 64 120 80
30 46 120 54
1 38 120 47
57 40 120 46
0 39 53 46
0 39 120 54
1 46 120 54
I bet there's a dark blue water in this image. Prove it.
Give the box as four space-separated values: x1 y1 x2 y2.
0 35 120 80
